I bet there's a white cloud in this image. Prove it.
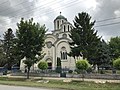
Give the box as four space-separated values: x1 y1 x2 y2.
84 0 98 10
0 0 120 41
114 10 120 17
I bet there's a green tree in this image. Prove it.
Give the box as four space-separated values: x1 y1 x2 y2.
69 12 100 64
113 58 120 70
16 18 46 79
109 36 120 60
3 28 16 69
56 57 61 73
93 40 111 69
38 61 48 71
76 59 90 81
0 40 6 67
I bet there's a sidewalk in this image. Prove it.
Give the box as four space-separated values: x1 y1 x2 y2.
7 75 120 83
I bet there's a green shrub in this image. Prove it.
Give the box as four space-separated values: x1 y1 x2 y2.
113 58 120 70
76 59 91 81
76 59 90 71
38 61 48 70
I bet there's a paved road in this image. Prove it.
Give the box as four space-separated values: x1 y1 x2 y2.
0 85 61 90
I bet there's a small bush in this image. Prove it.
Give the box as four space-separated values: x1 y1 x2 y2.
76 59 90 71
38 61 48 70
113 58 120 70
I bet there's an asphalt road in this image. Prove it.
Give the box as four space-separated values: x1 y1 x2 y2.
0 85 61 90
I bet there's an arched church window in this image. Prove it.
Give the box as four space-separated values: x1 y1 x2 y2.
64 25 66 32
62 20 64 23
57 21 59 29
68 25 69 31
60 47 67 60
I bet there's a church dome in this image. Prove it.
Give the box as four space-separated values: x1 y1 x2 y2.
55 12 67 21
55 15 67 20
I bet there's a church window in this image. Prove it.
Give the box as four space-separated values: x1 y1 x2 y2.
68 25 69 31
62 34 67 38
46 41 52 48
57 21 59 29
61 47 67 60
62 20 64 23
64 25 66 32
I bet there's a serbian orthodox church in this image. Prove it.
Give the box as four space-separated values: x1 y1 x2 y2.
20 13 79 71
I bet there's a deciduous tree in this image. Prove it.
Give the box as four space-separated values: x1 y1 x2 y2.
109 36 120 59
16 18 46 79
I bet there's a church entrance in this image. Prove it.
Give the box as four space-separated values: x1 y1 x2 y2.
48 62 52 69
46 58 52 69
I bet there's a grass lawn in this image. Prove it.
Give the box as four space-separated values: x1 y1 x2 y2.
0 77 120 90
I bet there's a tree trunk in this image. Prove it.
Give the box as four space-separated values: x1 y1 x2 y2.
82 73 84 81
27 67 30 79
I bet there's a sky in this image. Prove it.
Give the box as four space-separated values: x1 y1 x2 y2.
0 0 120 41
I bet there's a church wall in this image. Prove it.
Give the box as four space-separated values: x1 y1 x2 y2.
56 40 75 70
43 36 56 69
20 14 77 72
59 32 70 39
54 19 67 30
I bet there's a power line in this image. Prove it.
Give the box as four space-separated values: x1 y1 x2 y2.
0 0 30 13
1 0 61 18
95 21 120 27
17 0 81 18
0 0 52 14
1 0 120 29
0 0 120 23
96 16 120 23
0 0 85 28
3 0 82 20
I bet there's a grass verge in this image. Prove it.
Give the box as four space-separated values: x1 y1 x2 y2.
0 77 120 90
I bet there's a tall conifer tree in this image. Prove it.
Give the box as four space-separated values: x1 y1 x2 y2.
3 28 15 69
69 12 100 64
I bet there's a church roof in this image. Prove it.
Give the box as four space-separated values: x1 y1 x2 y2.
54 12 67 21
55 15 67 20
